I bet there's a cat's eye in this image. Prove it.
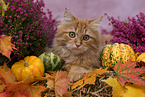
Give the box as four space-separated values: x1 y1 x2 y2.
69 32 76 38
83 35 90 41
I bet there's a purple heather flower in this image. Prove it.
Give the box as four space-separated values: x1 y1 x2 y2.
16 24 19 26
8 20 12 22
106 12 145 54
24 13 27 16
0 0 57 59
17 15 20 18
20 11 23 14
9 16 12 18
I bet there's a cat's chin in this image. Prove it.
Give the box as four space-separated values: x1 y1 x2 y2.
71 48 85 55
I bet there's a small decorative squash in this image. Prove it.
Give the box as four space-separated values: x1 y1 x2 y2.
101 43 136 68
38 52 62 71
136 53 145 67
136 53 145 79
11 56 44 82
137 53 145 62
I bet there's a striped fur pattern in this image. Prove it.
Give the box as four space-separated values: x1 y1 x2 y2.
52 8 110 82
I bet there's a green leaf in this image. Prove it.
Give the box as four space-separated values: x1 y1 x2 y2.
114 60 145 86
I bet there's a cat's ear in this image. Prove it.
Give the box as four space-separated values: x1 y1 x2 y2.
62 8 75 23
89 16 103 29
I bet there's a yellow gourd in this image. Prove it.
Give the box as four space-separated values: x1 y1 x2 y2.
101 43 136 68
11 56 44 82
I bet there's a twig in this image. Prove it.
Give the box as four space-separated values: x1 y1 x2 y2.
80 90 81 97
89 85 110 95
99 93 112 96
72 84 85 92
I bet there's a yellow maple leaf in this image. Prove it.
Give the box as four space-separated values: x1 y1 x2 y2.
103 77 145 97
0 35 17 59
103 77 126 97
123 83 145 97
0 0 9 16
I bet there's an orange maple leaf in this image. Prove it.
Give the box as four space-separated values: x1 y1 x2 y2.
0 63 16 85
0 64 46 97
5 75 46 97
0 35 17 59
70 68 110 90
0 80 5 93
0 92 9 97
0 63 16 95
55 71 70 97
45 71 70 97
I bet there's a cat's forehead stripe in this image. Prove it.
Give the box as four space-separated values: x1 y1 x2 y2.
75 20 87 34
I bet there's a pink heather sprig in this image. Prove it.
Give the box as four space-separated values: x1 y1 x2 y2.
0 0 58 58
106 12 145 53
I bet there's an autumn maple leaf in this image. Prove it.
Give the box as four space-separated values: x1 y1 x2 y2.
0 35 17 59
0 63 16 96
55 71 70 97
45 71 70 97
123 83 145 97
114 60 145 86
0 63 46 97
103 77 145 97
5 75 46 97
70 68 110 90
103 77 126 97
0 63 16 85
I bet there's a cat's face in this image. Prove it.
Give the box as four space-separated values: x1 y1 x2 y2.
54 8 103 55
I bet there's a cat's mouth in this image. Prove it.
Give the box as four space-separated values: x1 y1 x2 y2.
70 47 86 55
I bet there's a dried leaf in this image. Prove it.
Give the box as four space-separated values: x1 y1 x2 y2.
62 92 73 97
103 77 126 97
70 68 110 90
0 63 16 85
46 79 54 89
0 92 9 97
70 79 83 90
5 75 46 97
0 35 17 59
84 68 109 85
55 71 70 97
114 60 145 86
0 80 5 92
123 83 145 97
45 72 55 89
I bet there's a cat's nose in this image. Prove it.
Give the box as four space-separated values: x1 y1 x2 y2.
76 44 81 48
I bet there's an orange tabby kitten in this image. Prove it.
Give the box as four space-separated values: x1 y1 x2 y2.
52 8 111 82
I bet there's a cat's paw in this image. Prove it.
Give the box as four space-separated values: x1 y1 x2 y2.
67 71 84 82
67 66 90 82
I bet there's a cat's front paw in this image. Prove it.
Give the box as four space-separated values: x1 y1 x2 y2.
67 71 84 82
67 66 90 82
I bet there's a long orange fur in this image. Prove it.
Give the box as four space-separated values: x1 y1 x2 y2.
52 8 112 82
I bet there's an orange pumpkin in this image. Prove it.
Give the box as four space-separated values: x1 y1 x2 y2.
11 56 44 82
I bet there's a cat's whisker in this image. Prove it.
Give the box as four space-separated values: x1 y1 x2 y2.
86 48 100 63
90 44 99 49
